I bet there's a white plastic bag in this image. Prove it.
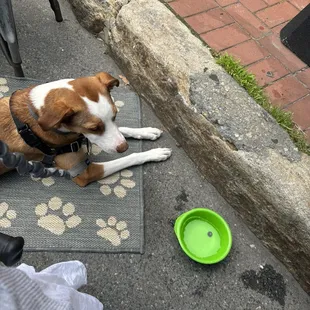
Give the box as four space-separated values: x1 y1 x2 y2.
17 260 103 310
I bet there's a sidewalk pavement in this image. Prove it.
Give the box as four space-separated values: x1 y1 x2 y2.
1 0 310 308
166 0 310 143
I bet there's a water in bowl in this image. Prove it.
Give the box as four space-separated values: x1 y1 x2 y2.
183 218 221 258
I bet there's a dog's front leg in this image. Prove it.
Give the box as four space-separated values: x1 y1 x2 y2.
119 127 163 140
73 148 172 187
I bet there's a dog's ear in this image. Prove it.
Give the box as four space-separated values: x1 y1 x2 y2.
38 100 74 131
96 72 119 91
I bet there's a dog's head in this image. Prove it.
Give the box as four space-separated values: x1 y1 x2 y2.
29 72 128 154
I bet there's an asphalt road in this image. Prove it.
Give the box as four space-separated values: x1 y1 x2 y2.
0 0 309 309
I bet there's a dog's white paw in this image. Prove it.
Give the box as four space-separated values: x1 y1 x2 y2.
144 148 172 162
119 127 163 140
139 127 163 140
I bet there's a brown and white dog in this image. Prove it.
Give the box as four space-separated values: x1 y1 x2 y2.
0 72 172 186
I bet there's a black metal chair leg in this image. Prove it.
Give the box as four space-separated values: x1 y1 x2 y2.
0 36 24 77
48 0 63 22
1 0 63 77
0 3 24 78
13 63 24 77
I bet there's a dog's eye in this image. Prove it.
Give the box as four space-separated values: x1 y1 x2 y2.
84 122 105 133
112 115 116 122
85 125 98 132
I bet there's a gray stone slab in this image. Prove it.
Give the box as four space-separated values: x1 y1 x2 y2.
190 71 299 161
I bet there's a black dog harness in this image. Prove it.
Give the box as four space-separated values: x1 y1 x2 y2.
9 93 90 177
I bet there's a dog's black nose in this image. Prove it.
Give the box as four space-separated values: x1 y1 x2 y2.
116 141 128 153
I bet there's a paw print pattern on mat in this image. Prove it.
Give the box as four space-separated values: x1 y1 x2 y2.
31 176 55 187
0 78 9 98
96 216 130 246
91 144 103 156
115 100 124 112
111 95 125 112
0 202 17 228
35 197 81 235
98 169 136 198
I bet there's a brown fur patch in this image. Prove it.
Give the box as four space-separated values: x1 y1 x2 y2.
69 77 101 102
69 72 119 110
73 163 105 187
96 72 119 90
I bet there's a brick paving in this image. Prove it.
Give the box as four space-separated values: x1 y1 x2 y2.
166 0 310 143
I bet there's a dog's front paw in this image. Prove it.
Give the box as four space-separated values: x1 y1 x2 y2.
140 127 163 140
144 148 172 162
119 127 163 140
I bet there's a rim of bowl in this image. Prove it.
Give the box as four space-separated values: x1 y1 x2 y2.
175 208 232 264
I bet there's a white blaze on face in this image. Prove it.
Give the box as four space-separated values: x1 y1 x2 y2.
83 94 126 153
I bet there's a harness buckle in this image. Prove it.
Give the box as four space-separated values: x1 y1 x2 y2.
70 141 80 152
42 155 55 167
18 124 30 134
85 139 91 155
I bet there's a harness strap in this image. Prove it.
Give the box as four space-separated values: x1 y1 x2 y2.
12 118 56 156
12 118 85 156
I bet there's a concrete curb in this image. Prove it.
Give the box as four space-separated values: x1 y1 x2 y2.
67 0 310 293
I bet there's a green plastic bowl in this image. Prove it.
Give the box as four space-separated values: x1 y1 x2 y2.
174 208 232 264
